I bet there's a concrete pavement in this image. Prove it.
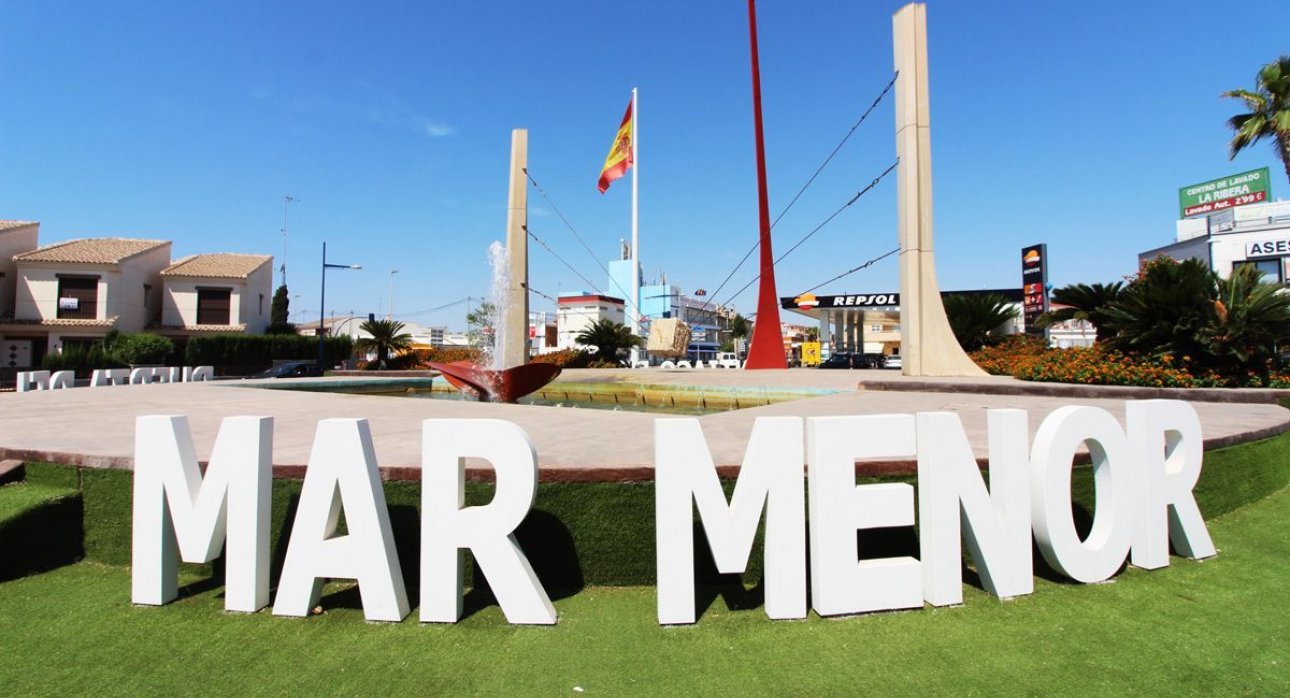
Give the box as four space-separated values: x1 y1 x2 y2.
0 369 1284 481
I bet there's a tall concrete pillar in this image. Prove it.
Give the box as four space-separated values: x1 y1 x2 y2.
893 3 986 377
503 129 531 367
819 311 832 352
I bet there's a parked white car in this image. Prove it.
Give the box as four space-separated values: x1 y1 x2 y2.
884 355 902 369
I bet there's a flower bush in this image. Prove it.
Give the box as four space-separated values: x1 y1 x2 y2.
968 335 1290 389
530 348 595 368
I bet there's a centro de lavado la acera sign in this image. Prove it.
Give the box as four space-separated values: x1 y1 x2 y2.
1178 167 1272 218
131 401 1216 625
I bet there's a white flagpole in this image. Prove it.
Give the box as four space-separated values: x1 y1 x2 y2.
630 87 641 366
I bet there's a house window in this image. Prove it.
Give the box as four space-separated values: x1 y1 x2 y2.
57 276 98 320
196 288 232 325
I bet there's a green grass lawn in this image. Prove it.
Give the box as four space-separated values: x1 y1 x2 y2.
2 485 1286 695
0 482 76 523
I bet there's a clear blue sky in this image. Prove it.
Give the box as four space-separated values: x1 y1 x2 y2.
2 1 1287 329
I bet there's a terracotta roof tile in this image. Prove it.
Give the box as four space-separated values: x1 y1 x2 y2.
1 317 120 328
158 323 248 333
14 238 169 264
161 253 272 279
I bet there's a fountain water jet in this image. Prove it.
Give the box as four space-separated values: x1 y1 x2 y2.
429 240 560 403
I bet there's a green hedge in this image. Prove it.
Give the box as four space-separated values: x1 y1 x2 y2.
12 428 1290 590
184 334 353 372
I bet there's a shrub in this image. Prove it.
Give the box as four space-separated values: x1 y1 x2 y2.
531 348 594 368
969 335 1050 376
109 333 174 365
184 334 353 373
969 337 1290 389
421 347 482 365
40 344 126 377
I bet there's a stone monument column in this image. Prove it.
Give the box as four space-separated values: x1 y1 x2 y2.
504 129 531 367
893 3 986 377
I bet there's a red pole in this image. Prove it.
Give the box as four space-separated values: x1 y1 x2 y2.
743 0 787 369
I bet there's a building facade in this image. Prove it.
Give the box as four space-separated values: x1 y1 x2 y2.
555 293 625 351
782 289 1025 358
0 222 276 369
160 253 274 336
1139 200 1290 280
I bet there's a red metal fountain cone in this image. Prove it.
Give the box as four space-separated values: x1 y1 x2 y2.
428 361 561 403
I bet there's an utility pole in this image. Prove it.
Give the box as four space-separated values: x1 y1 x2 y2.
281 195 296 287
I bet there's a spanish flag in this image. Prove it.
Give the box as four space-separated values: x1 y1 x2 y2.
597 100 634 193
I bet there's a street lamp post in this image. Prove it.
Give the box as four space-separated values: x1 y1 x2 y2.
318 241 362 366
388 269 399 320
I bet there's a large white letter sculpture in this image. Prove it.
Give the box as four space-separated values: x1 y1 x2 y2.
808 415 922 616
1031 406 1135 583
421 419 556 625
918 410 1032 606
273 419 409 622
655 417 806 624
1126 400 1216 568
131 415 272 612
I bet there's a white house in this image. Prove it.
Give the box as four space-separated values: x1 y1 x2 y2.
0 221 40 323
159 253 274 336
2 237 171 357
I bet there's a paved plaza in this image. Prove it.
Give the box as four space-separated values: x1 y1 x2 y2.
1 369 1285 480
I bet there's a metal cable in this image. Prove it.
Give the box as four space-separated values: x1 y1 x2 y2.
697 72 899 313
716 160 899 308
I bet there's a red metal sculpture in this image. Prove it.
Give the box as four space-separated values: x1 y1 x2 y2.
428 361 562 404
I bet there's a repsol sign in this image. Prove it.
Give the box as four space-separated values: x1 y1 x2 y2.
132 401 1215 625
781 293 900 310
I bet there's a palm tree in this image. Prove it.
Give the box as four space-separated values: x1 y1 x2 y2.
575 319 642 363
942 292 1018 352
1102 257 1218 362
1200 264 1290 377
1222 55 1290 184
1037 282 1125 342
355 318 414 368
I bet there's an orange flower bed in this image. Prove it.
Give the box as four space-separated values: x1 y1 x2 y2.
969 336 1290 389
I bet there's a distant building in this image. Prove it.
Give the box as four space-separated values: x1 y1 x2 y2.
555 293 625 351
1139 199 1290 280
781 289 1024 358
1046 316 1097 349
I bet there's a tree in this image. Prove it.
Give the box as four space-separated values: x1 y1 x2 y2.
1037 281 1125 342
1101 257 1217 363
575 319 642 363
1222 55 1290 184
1199 264 1290 377
267 285 296 334
942 292 1018 352
1104 257 1290 379
730 314 750 339
355 318 414 368
466 301 497 351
